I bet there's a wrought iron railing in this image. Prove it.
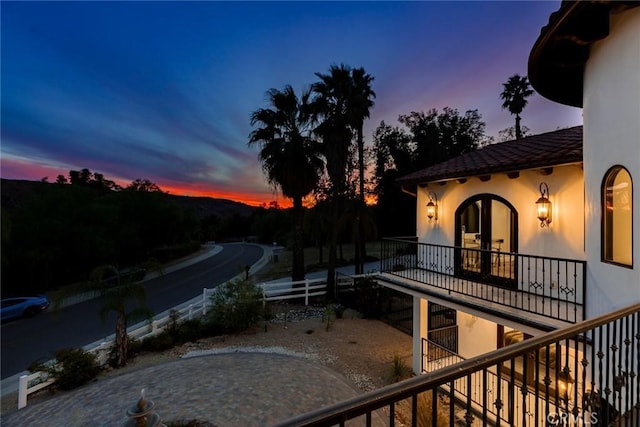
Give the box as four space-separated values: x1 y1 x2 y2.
274 303 640 427
380 237 586 324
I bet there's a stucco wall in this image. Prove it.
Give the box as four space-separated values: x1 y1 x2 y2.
415 165 585 262
457 312 497 359
583 8 640 317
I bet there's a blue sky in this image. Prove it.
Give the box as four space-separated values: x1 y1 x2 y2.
1 1 581 205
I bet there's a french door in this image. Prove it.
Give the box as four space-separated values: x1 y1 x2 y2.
455 194 518 287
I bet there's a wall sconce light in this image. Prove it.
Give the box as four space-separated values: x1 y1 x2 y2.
426 192 438 223
557 367 574 401
536 182 552 227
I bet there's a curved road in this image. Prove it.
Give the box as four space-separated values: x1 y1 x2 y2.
0 243 264 380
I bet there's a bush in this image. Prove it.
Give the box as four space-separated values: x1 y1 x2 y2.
208 278 264 332
30 347 101 391
354 276 387 318
139 333 175 352
388 353 412 383
135 316 222 354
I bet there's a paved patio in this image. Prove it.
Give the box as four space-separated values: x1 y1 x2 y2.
2 351 386 426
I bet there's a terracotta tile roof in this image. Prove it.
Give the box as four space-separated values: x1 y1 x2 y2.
398 126 582 185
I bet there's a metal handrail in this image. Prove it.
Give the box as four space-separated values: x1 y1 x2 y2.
274 303 640 427
379 237 586 324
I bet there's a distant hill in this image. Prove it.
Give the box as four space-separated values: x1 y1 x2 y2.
170 194 257 218
0 178 257 218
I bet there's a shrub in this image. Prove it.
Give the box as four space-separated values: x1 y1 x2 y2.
30 347 101 390
354 276 387 318
388 353 412 383
139 333 175 352
208 278 264 332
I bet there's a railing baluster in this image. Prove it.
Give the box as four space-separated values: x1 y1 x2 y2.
482 368 488 424
411 393 417 427
380 238 585 324
448 382 455 427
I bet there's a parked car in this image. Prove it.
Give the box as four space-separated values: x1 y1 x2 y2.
0 295 50 321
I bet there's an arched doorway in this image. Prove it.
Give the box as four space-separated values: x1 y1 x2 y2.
455 194 518 287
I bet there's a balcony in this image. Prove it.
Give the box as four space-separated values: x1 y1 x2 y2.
377 238 586 328
274 303 640 427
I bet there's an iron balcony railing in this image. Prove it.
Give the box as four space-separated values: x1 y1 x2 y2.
274 303 640 427
380 237 586 324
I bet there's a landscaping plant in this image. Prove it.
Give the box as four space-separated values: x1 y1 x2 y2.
29 347 100 391
208 278 264 332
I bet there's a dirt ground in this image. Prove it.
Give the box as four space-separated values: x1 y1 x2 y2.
1 305 414 423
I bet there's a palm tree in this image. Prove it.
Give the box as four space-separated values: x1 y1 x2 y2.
249 85 324 281
95 266 152 367
55 264 154 367
500 74 534 140
349 67 375 274
349 68 376 203
312 64 355 298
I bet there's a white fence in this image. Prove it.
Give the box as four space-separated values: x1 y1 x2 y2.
17 287 217 409
261 278 327 305
17 275 366 409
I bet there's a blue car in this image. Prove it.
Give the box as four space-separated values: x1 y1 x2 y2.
0 295 50 321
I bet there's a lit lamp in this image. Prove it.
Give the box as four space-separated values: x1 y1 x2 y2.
536 182 552 227
557 367 574 401
426 192 438 223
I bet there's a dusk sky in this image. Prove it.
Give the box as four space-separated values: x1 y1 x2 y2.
1 1 582 206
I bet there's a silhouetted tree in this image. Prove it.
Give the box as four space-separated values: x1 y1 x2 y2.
249 85 324 281
312 64 355 297
500 74 534 139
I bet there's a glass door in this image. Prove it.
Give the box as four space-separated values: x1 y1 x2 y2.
456 195 517 287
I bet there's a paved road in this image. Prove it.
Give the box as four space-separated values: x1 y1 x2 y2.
0 243 264 380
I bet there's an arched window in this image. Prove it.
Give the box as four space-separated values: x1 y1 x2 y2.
602 166 633 267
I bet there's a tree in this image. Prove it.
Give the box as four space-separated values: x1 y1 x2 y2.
127 179 163 193
399 107 485 169
497 125 531 142
500 74 534 140
372 108 487 237
372 121 416 237
349 67 375 204
249 85 324 281
312 64 356 297
55 264 155 367
348 67 375 274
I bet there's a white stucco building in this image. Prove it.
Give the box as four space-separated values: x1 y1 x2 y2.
371 2 639 424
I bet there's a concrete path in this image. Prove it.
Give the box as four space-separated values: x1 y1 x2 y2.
2 351 386 426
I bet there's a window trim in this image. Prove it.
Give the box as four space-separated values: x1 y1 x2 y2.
601 165 633 269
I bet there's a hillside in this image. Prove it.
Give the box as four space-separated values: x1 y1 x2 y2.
170 194 257 218
0 178 257 218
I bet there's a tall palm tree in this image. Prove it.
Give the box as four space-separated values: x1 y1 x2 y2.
349 67 375 274
312 64 355 298
349 68 376 203
249 85 324 281
500 74 534 140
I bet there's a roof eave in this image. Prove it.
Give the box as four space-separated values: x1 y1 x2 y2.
528 1 639 108
399 160 583 187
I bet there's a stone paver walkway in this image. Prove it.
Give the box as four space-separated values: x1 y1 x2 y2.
2 351 386 426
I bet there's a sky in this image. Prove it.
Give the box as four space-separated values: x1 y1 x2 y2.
1 1 582 206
